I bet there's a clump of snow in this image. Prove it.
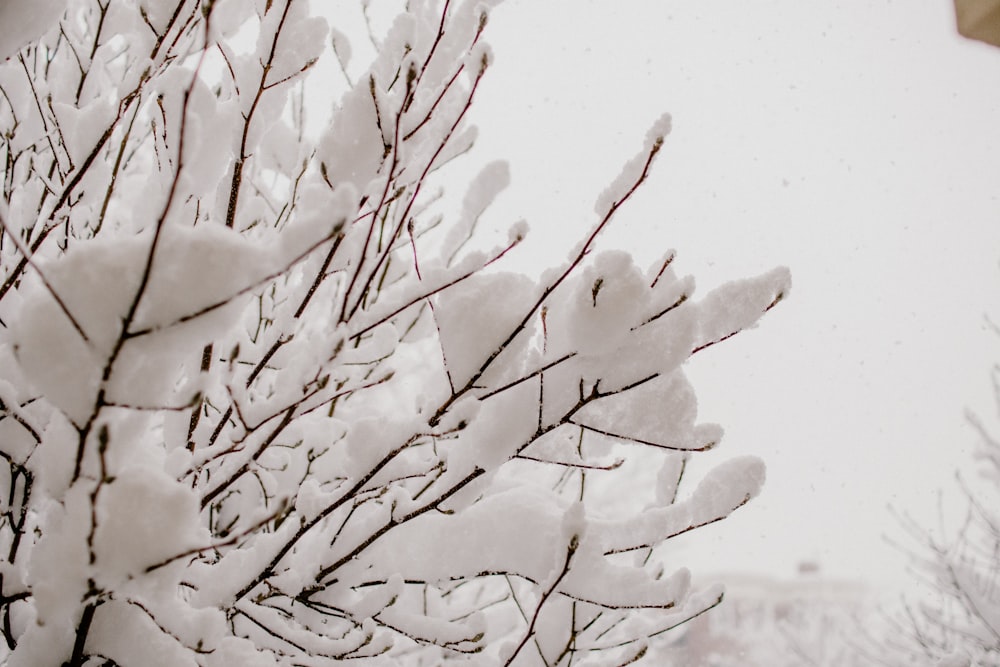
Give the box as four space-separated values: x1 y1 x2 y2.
434 271 537 387
689 455 766 523
317 9 419 191
20 486 92 656
444 380 538 476
278 182 356 263
572 372 709 451
27 416 77 499
84 599 200 667
440 160 511 264
190 520 298 609
52 99 116 168
595 455 765 554
10 224 279 423
177 85 241 200
259 2 327 86
138 0 175 33
341 484 567 586
93 464 209 587
316 73 388 195
343 414 424 480
329 25 353 68
695 266 791 347
546 250 650 358
208 0 256 41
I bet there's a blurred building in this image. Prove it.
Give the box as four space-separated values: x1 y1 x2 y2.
656 564 874 667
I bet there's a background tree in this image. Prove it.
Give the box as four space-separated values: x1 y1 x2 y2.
857 337 1000 667
0 1 788 665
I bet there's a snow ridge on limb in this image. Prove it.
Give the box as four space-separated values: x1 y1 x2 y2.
0 1 788 665
693 266 791 354
594 112 672 217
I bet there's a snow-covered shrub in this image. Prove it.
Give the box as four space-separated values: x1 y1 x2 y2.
0 1 789 665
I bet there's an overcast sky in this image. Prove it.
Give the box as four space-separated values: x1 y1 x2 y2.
460 0 1000 589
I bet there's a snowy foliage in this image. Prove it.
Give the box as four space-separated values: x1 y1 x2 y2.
0 1 788 665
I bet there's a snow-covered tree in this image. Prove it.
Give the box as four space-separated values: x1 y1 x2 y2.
0 1 789 665
866 354 1000 667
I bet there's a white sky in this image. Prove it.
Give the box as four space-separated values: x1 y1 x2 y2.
461 0 1000 589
